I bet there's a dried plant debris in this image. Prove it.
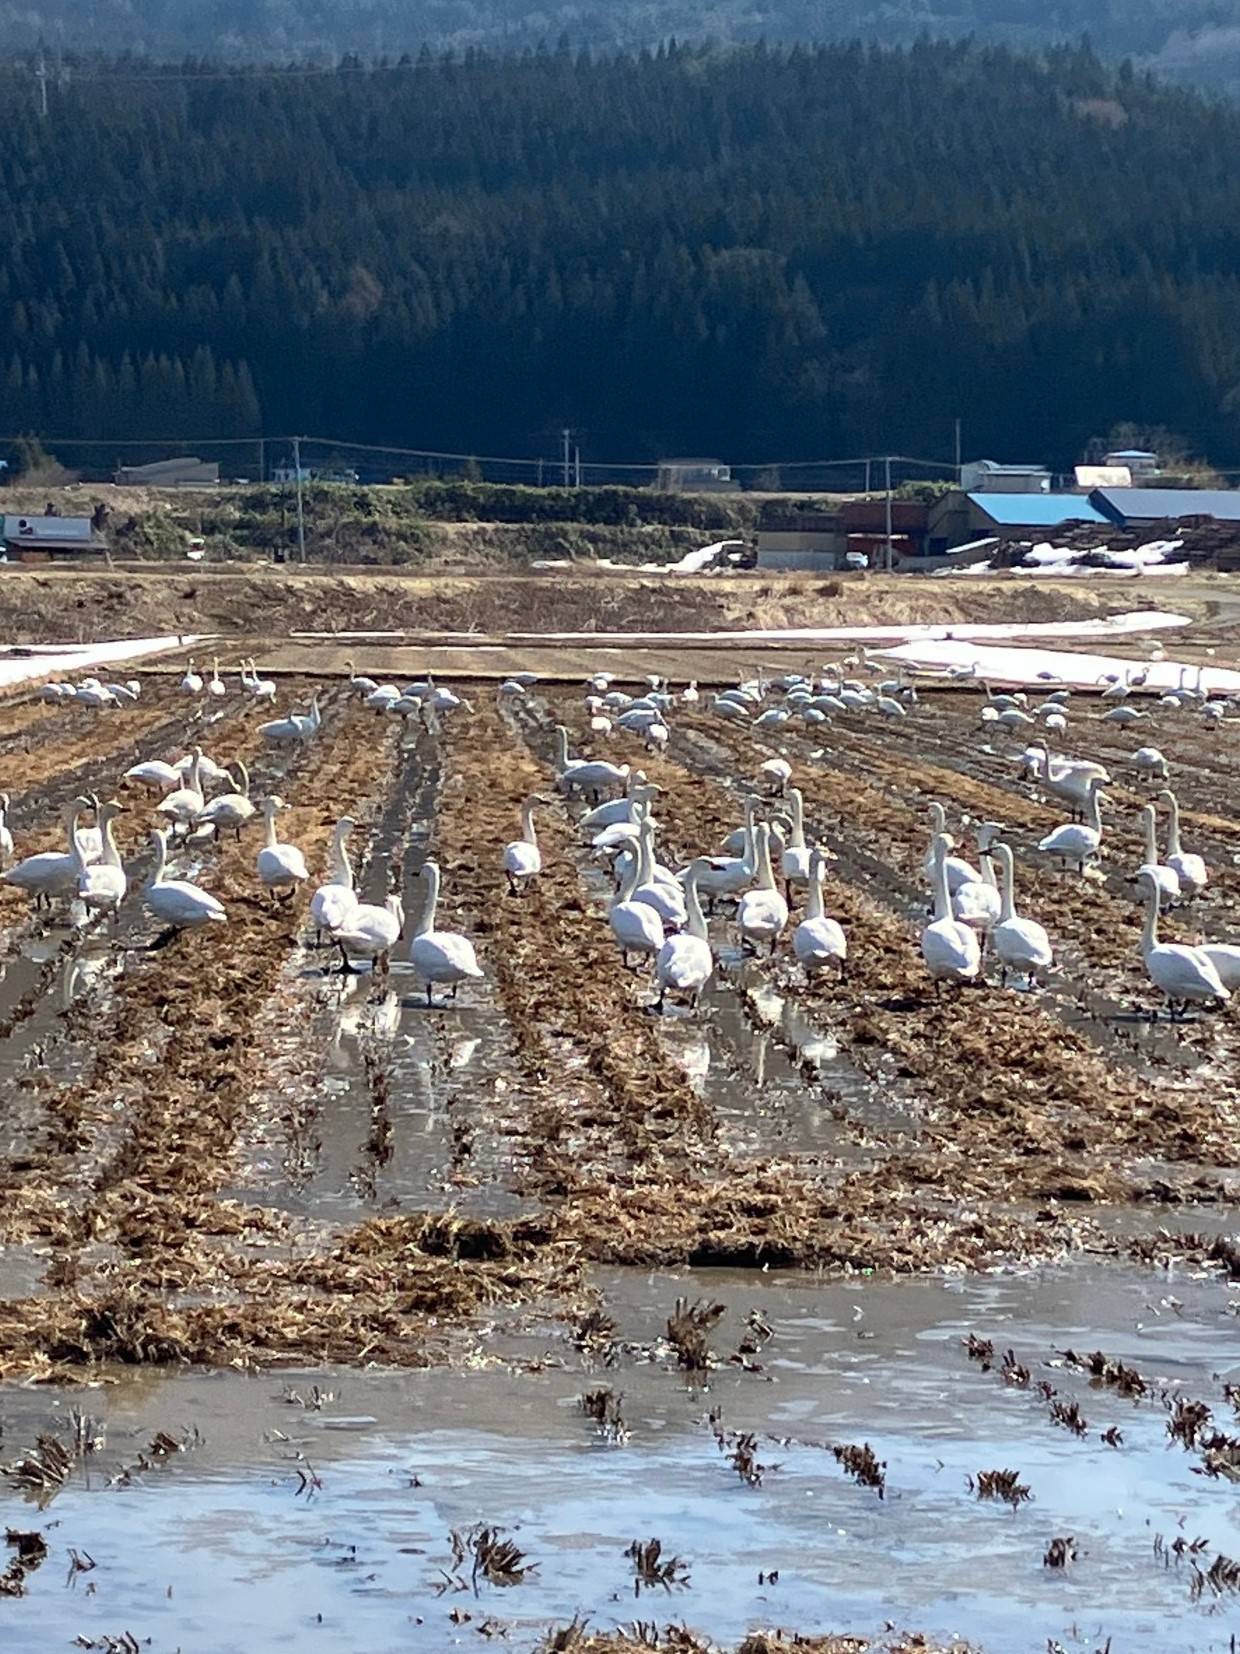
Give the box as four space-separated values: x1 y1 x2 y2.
1155 1531 1209 1564
4 1434 71 1497
1099 1425 1124 1448
579 1387 629 1444
71 1636 143 1653
447 1525 536 1593
1195 1430 1240 1482
1059 1349 1148 1398
831 1442 887 1498
1048 1399 1088 1438
963 1334 994 1369
708 1411 770 1488
1000 1349 1030 1388
1043 1536 1078 1569
1190 1553 1240 1600
626 1538 690 1594
969 1469 1031 1507
540 1624 974 1652
666 1299 725 1372
572 1309 619 1360
0 1527 48 1597
1165 1395 1212 1449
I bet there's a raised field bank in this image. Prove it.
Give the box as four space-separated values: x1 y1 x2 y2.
0 566 1235 1653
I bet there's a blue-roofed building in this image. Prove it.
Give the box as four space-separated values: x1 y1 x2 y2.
926 490 1108 553
1089 487 1240 526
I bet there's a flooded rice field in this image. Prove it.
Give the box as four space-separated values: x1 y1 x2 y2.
0 649 1237 1650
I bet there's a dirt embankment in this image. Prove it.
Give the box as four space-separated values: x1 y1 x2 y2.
0 566 1137 646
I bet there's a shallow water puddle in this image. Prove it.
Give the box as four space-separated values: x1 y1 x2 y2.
1 1266 1238 1651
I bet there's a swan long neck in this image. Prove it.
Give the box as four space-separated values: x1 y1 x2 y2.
415 863 441 937
931 834 951 922
996 845 1016 922
102 809 121 869
1141 877 1160 954
1142 807 1157 862
521 799 538 847
554 725 569 773
329 822 353 888
790 788 805 850
806 858 825 922
1084 785 1103 835
150 830 168 885
637 818 655 884
928 802 946 837
614 851 640 907
756 824 776 892
263 802 279 849
683 865 708 942
1165 792 1182 855
235 759 250 798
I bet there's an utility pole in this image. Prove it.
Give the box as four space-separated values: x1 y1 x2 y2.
35 54 48 119
292 435 307 564
954 416 962 480
561 427 572 488
864 458 871 494
884 454 893 572
574 444 582 488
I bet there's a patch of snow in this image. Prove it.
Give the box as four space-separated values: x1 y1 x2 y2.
509 610 1189 647
0 634 202 690
876 637 1240 694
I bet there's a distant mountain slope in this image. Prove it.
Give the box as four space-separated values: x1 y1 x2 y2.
4 0 1240 91
5 40 1240 467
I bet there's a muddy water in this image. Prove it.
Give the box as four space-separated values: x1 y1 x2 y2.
1 1266 1238 1652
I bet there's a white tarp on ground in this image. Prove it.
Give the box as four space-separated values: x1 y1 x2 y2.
875 637 1240 694
506 609 1189 646
0 635 198 689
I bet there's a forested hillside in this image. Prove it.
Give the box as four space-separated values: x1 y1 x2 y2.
5 0 1240 92
5 42 1240 468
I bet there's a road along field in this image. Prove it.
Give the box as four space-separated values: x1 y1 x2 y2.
0 653 1236 1650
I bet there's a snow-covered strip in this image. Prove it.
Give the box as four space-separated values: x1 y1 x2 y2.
0 634 199 689
506 610 1189 646
875 638 1240 695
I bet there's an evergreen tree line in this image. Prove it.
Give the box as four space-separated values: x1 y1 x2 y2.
5 41 1240 469
4 0 1240 92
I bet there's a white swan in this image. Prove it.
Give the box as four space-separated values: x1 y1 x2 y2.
1136 869 1227 1020
1159 789 1207 897
197 760 257 842
0 792 13 866
1023 743 1110 814
579 774 653 835
78 800 126 918
793 847 847 979
760 756 792 795
157 748 205 835
345 659 378 696
694 803 760 907
737 822 789 954
309 815 357 941
259 695 321 746
989 842 1053 987
608 845 665 968
921 803 981 895
655 860 713 1012
334 893 404 974
207 657 227 698
1132 746 1169 784
145 827 226 934
552 725 629 800
243 659 277 702
256 797 309 901
952 822 1002 939
1136 803 1180 909
180 658 204 696
1101 705 1146 725
627 815 685 930
124 759 181 793
1038 777 1106 871
503 795 545 895
410 860 483 1005
922 832 981 986
780 787 812 897
681 681 699 705
2 802 87 908
1200 943 1240 992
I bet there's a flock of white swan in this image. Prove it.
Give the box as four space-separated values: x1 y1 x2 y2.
7 659 481 1004
495 654 1238 1022
7 649 1239 1022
